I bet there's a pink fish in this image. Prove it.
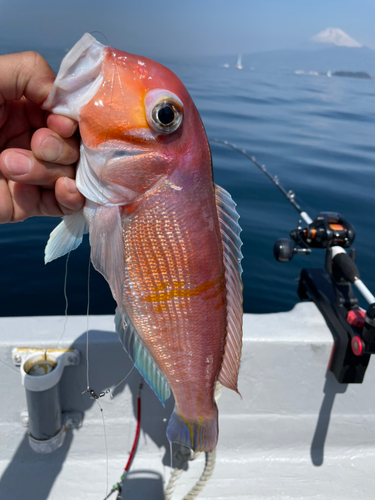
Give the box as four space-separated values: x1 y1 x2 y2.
44 34 243 452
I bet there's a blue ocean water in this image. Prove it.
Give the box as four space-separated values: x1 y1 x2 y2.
0 49 375 316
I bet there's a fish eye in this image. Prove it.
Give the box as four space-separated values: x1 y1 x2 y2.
145 89 183 135
152 101 182 132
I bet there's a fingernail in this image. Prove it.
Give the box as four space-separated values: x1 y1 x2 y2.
64 176 78 194
4 152 32 176
40 136 63 162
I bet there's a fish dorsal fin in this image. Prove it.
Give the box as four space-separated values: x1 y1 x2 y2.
115 309 171 405
215 184 243 393
45 210 88 264
42 33 105 120
89 205 125 309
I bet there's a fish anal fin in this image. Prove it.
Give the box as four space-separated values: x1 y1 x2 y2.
115 309 171 405
215 184 243 394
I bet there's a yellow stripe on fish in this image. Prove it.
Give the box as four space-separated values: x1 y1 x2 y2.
143 276 225 304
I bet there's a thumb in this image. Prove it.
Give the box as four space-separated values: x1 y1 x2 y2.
0 51 55 106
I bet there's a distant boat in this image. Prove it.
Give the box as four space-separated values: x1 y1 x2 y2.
223 63 230 68
236 54 243 70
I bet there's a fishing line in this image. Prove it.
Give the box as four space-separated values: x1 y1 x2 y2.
85 256 91 391
94 398 109 499
90 31 111 47
82 254 111 499
210 138 313 224
107 365 136 398
57 252 70 346
82 245 136 497
101 381 143 500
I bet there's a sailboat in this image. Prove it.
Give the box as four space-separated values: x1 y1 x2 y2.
236 53 243 70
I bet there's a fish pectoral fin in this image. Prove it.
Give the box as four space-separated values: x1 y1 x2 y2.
115 309 171 405
45 210 88 264
215 184 243 394
167 405 218 453
42 33 105 121
89 205 125 309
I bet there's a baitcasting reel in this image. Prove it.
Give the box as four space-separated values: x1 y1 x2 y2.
274 212 375 384
273 212 355 262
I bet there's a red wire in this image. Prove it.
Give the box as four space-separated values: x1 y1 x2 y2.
124 393 141 472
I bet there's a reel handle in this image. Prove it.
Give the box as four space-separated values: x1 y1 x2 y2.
273 238 311 262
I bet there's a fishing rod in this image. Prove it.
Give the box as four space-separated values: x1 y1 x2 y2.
210 138 312 225
212 138 375 384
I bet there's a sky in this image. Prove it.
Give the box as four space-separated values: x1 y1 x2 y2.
1 0 375 58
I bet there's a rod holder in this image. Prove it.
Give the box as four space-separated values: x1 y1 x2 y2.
13 348 80 453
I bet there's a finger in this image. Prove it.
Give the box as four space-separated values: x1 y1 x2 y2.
55 177 85 214
4 129 31 151
39 177 85 217
0 99 32 147
0 52 55 105
8 181 41 222
25 98 46 130
4 178 85 222
46 113 78 138
36 177 84 217
0 149 77 187
31 128 79 165
0 172 13 223
39 189 66 217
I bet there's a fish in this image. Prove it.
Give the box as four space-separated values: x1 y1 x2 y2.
43 33 243 453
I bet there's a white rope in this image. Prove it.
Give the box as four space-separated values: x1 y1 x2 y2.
164 467 183 500
164 383 221 499
182 449 216 500
164 449 217 500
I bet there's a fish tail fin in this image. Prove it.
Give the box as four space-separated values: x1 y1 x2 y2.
167 405 218 453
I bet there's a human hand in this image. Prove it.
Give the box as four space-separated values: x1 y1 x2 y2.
0 51 84 223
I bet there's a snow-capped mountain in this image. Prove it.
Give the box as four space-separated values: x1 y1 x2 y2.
237 28 374 73
196 27 375 74
310 28 362 48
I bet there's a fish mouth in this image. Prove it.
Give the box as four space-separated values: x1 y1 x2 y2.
111 148 148 160
94 127 158 159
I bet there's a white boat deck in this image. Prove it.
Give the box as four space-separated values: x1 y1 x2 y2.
1 302 375 499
